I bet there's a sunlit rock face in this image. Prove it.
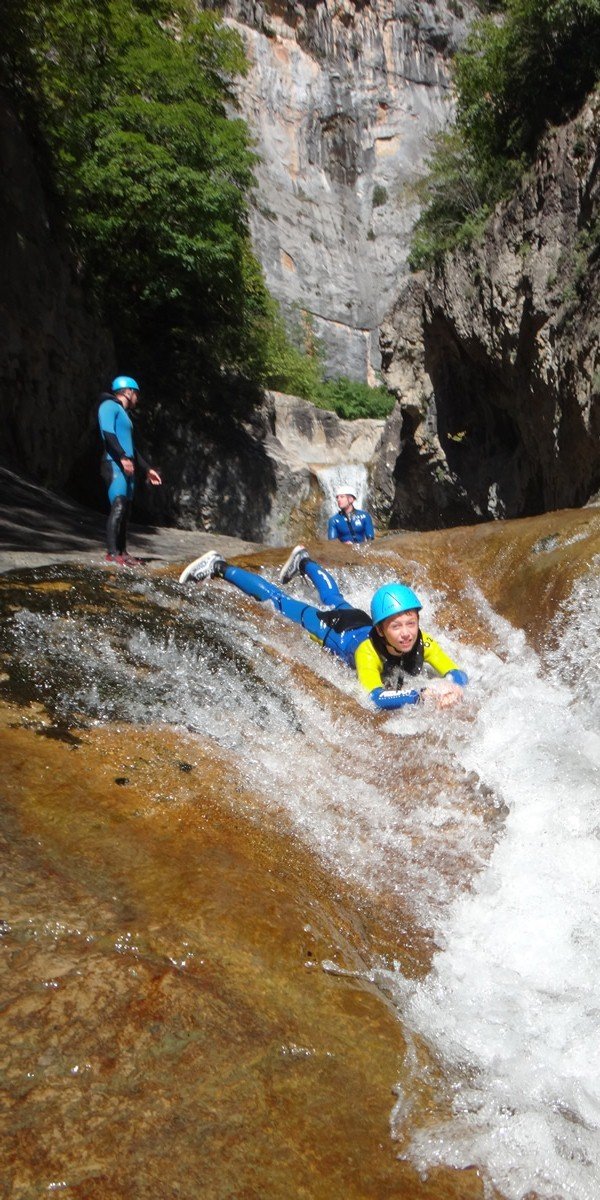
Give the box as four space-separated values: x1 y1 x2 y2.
221 0 477 381
376 95 600 529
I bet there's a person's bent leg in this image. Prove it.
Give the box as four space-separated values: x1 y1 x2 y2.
223 565 329 639
303 560 349 609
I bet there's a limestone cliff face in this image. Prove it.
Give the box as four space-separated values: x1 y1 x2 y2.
375 95 600 528
0 96 113 492
221 0 477 381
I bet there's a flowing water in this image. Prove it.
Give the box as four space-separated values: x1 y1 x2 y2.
1 510 599 1200
316 464 369 523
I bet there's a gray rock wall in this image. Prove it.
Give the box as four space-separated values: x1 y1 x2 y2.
221 0 477 382
162 390 384 545
374 95 600 528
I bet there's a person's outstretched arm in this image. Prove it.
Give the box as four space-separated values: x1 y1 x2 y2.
420 632 468 708
135 450 162 486
422 633 468 686
354 638 421 709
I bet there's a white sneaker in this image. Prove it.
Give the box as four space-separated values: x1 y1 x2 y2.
279 545 309 585
179 551 226 584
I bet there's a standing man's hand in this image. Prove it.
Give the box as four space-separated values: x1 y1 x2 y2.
147 468 162 486
121 457 135 476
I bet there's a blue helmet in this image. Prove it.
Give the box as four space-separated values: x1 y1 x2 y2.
370 583 422 626
111 375 139 392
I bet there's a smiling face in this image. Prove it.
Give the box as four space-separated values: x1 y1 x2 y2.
379 609 420 655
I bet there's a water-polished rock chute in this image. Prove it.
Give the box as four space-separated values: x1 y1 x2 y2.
1 508 599 1200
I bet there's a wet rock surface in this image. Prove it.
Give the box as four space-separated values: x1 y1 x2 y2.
0 550 503 1200
1 506 598 1197
0 465 262 574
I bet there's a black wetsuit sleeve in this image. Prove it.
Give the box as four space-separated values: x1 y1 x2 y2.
103 432 129 463
103 431 152 474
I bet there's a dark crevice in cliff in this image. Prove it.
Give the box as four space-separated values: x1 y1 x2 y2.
424 321 529 520
377 93 600 529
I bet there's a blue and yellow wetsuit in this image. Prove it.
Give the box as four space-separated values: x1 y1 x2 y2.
221 558 467 710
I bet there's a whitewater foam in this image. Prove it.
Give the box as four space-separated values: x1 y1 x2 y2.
387 577 600 1200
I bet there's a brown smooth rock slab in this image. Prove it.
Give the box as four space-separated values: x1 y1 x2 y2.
0 712 493 1200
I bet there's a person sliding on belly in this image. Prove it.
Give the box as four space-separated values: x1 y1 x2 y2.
179 545 467 712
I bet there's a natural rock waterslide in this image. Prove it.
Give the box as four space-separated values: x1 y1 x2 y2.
1 505 599 1199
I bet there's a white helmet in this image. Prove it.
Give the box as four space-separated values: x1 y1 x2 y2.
335 484 356 498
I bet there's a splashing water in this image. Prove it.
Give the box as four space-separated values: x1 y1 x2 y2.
3 554 600 1199
316 464 369 517
5 569 490 919
385 575 600 1200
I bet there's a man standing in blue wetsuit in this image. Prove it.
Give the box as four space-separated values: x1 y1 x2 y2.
98 376 162 565
327 486 375 544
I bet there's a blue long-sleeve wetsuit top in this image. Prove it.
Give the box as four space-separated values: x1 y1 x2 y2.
327 509 375 543
98 395 135 465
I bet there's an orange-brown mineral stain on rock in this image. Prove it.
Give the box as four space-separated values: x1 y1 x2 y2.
6 509 590 1200
0 708 492 1200
236 505 600 656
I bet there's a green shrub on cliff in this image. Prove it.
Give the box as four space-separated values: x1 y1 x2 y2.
411 0 600 268
312 378 395 421
409 127 513 268
253 301 395 419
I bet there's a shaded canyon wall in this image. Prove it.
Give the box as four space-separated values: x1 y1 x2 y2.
373 95 600 529
0 95 113 491
150 390 384 545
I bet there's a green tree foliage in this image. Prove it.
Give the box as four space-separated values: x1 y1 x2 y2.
409 128 515 268
1 0 396 421
2 0 274 412
411 0 600 267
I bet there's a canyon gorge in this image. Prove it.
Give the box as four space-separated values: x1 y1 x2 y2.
1 1 599 536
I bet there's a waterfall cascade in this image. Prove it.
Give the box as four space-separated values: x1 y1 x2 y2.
315 463 369 529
